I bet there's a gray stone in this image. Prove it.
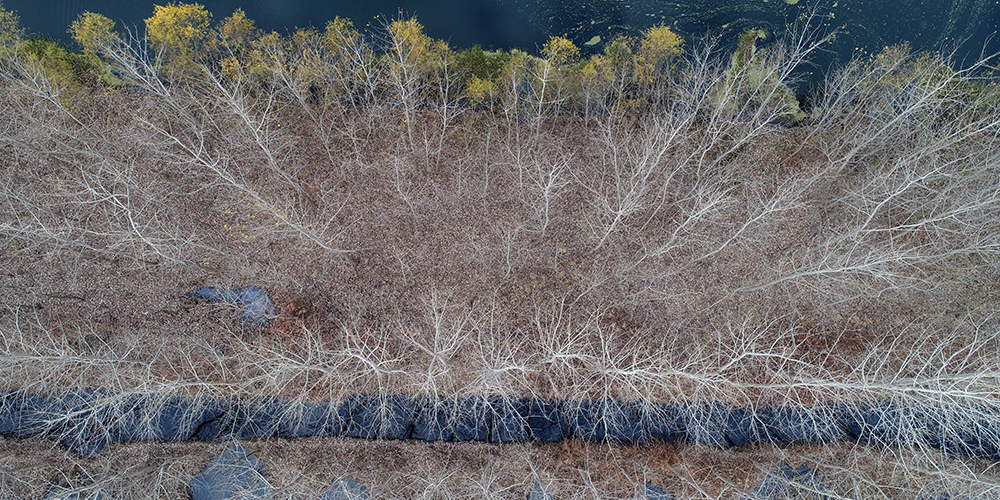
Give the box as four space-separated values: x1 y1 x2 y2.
642 482 672 500
186 287 275 326
190 443 274 500
319 479 369 500
528 482 554 500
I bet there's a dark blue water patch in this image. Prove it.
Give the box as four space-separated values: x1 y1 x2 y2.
2 390 999 461
488 397 530 442
527 398 566 442
3 0 545 55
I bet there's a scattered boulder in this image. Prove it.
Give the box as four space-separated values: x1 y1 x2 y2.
319 479 369 500
45 471 107 500
746 461 830 500
642 482 672 500
528 482 554 500
190 443 274 500
185 286 275 326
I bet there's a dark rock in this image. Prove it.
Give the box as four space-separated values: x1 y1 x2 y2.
190 399 233 440
747 461 831 500
190 443 273 500
149 397 197 440
527 399 566 442
834 402 897 446
644 482 672 499
277 401 337 438
934 406 1000 460
605 400 646 444
185 286 275 326
757 406 845 444
319 479 369 500
720 406 767 447
0 391 53 436
528 482 554 500
412 398 456 441
679 403 727 447
235 398 285 439
564 399 606 442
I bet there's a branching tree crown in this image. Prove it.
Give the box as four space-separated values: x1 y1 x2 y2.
145 2 213 72
217 8 258 54
69 12 117 56
0 1 23 48
637 24 683 81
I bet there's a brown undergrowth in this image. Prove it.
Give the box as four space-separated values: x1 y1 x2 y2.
1 17 999 497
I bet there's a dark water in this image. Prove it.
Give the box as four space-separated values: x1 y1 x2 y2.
6 0 1000 72
4 0 546 50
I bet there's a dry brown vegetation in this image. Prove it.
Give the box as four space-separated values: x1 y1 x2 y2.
1 4 999 498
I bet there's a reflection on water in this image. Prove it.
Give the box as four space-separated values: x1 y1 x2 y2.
497 0 998 63
4 0 999 66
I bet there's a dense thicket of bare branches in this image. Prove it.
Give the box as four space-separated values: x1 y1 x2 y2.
1 5 999 498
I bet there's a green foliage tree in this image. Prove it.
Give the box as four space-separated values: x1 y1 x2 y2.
455 44 508 81
69 11 118 56
387 17 450 77
540 35 579 66
455 45 510 110
145 2 213 74
720 28 806 123
323 16 360 55
17 37 117 97
385 16 452 140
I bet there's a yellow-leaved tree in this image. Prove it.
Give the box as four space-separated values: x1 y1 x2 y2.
69 12 118 56
386 16 451 142
215 9 259 79
145 2 213 74
0 1 23 49
637 24 683 85
217 8 257 52
534 35 579 118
